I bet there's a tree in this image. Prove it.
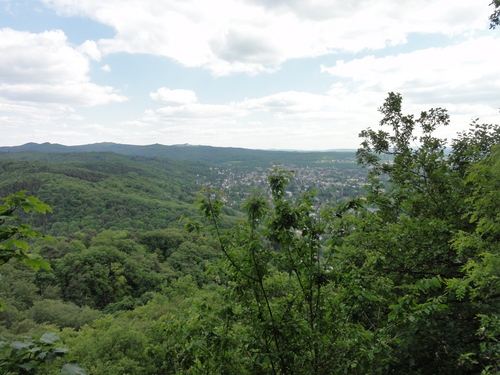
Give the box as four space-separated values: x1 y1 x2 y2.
490 0 500 29
0 192 86 374
62 315 152 375
0 333 86 375
189 169 376 374
351 92 500 374
1 191 52 313
53 237 165 310
186 92 498 374
139 228 189 260
449 145 500 372
0 191 51 273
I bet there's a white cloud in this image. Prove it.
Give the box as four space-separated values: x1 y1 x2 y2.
129 88 374 149
239 91 331 113
318 36 500 144
145 90 339 126
150 88 198 105
0 101 72 124
322 36 500 113
0 28 126 106
77 40 101 60
210 27 283 65
0 28 88 85
0 82 126 106
0 101 77 145
145 103 248 122
40 0 490 75
0 27 127 146
320 37 500 144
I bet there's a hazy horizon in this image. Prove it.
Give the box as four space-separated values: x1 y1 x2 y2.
0 141 359 153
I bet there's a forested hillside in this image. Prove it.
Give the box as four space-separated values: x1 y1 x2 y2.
1 93 500 374
0 150 364 236
0 152 229 236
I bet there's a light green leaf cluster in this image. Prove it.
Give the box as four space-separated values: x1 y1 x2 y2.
0 191 52 271
0 333 86 375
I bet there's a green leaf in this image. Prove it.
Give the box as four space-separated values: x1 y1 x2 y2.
11 341 33 349
19 362 37 371
61 363 87 375
26 196 52 214
37 351 48 360
24 258 51 271
9 239 29 251
40 332 59 344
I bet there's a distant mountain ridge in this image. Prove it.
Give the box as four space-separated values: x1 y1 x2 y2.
0 142 357 165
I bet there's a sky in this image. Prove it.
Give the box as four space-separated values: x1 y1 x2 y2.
0 0 499 150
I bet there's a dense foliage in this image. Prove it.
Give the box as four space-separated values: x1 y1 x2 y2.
0 153 218 236
0 191 51 273
1 92 499 374
0 193 85 374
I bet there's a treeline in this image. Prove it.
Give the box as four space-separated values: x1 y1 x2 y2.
0 142 358 166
